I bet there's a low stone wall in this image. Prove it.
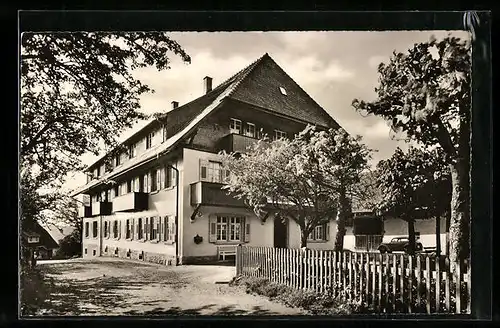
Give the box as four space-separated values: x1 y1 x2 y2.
101 245 176 266
181 255 220 265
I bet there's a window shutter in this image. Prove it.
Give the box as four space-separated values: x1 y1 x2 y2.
118 220 122 240
159 217 163 241
244 220 250 242
147 173 152 192
209 216 216 243
134 177 140 192
160 167 165 189
326 223 330 241
145 218 149 240
200 159 209 181
156 170 161 191
171 168 177 187
131 219 135 240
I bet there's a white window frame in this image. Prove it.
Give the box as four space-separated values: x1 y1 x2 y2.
244 122 256 138
214 216 244 243
128 143 137 159
308 224 327 241
113 220 119 239
92 221 98 238
274 129 287 141
146 132 155 149
85 222 89 238
230 118 242 134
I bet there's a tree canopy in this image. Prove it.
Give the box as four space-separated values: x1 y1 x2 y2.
352 35 471 263
220 125 371 248
376 146 451 254
21 32 191 188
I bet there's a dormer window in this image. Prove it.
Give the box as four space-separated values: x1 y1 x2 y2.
162 124 168 142
146 132 155 149
279 87 287 96
128 143 137 159
230 118 242 134
115 154 121 167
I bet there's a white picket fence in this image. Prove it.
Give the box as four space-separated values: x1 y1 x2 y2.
235 246 470 314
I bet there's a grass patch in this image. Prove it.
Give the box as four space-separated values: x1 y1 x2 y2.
230 276 370 315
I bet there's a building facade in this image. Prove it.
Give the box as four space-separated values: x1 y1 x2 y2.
73 53 351 265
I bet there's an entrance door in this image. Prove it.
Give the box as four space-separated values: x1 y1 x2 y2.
273 216 288 248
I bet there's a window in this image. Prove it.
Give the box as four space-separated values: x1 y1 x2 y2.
128 143 137 159
113 220 119 239
126 220 131 239
134 176 141 192
244 122 256 138
162 124 168 142
92 221 98 238
146 132 155 149
200 160 225 183
104 221 109 238
229 217 242 241
85 222 89 238
143 173 150 193
308 223 329 241
230 118 242 134
150 217 158 240
274 129 287 141
165 165 177 188
106 189 111 202
151 169 158 192
115 154 121 167
137 218 144 239
209 216 245 243
127 180 132 193
100 190 107 202
279 86 287 95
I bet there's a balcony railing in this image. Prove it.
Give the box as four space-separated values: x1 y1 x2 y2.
190 181 246 207
217 133 264 153
78 206 92 218
91 201 112 216
112 192 149 212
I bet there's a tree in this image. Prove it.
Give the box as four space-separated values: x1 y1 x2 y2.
352 35 471 264
56 229 82 259
376 147 451 255
221 136 337 248
21 32 190 189
220 126 371 249
291 126 371 251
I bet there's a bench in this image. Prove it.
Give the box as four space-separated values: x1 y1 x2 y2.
217 245 237 261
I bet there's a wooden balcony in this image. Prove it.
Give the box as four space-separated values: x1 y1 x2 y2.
190 181 246 207
78 206 92 218
217 133 264 153
112 192 149 213
91 201 112 216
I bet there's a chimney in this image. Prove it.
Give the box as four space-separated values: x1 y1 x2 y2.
203 76 213 94
171 101 179 109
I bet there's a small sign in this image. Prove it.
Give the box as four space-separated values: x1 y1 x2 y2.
82 194 90 207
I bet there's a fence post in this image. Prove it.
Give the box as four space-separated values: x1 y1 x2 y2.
416 254 422 312
385 253 390 312
236 244 242 275
400 254 405 312
435 255 441 313
353 252 358 302
365 253 370 305
408 255 413 313
455 261 462 314
392 253 397 312
372 253 377 309
333 251 338 297
426 255 431 314
378 253 383 311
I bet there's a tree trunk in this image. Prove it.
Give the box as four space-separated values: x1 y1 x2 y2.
435 215 441 257
445 210 451 255
448 161 470 265
300 229 309 248
334 188 350 251
407 218 416 255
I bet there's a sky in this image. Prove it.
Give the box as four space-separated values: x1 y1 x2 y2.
62 30 469 192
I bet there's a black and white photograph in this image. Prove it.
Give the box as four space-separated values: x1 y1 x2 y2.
18 11 491 318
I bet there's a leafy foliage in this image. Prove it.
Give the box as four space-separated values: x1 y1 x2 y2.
56 229 82 259
352 35 470 263
20 32 190 187
220 125 371 248
376 146 451 253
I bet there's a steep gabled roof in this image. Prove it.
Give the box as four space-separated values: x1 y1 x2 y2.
23 221 60 249
73 53 341 196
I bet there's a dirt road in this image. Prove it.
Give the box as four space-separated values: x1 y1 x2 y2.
35 257 306 316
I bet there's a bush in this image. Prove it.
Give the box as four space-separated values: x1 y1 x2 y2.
56 230 81 259
20 265 50 316
231 276 368 315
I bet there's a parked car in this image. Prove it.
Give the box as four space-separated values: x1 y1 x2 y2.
377 236 423 254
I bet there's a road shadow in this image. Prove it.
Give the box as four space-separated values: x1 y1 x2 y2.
123 304 282 316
